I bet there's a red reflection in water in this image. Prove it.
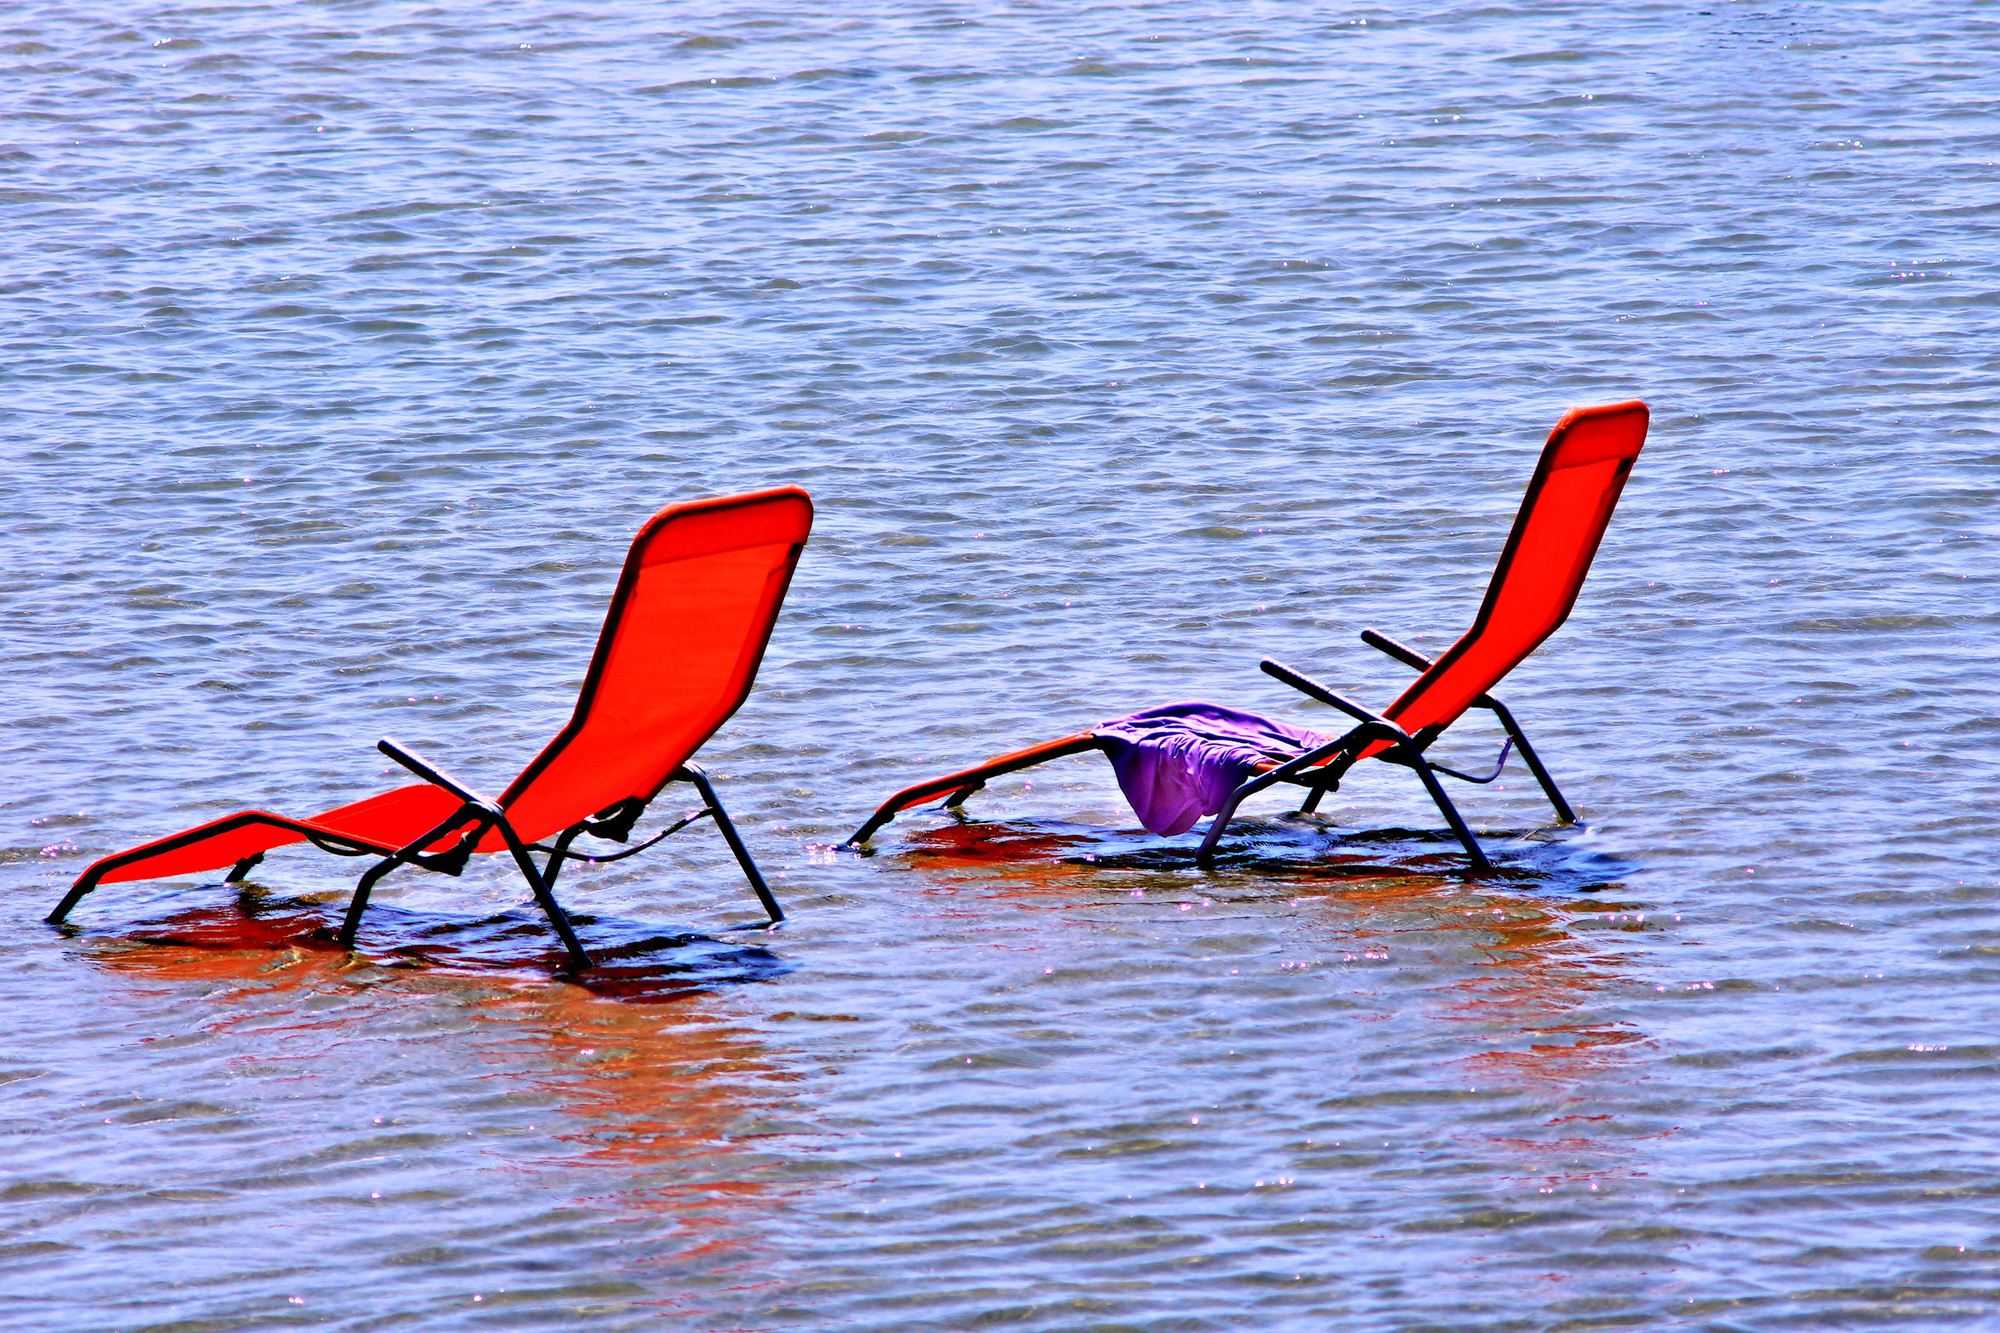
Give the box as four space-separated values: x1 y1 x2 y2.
897 816 1655 1188
894 821 1132 904
75 893 797 1315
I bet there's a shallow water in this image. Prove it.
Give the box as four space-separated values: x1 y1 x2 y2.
3 1 1999 1328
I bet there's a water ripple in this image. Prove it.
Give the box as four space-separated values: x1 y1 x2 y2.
3 0 1999 1328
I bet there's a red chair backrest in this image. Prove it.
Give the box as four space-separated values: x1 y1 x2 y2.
489 487 814 844
1374 401 1647 747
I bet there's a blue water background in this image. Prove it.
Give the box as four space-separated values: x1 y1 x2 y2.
3 3 1998 1329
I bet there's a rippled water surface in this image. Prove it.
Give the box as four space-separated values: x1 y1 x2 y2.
4 2 1999 1328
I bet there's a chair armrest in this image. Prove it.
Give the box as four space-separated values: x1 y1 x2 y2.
378 736 491 808
1359 628 1434 673
1260 659 1403 733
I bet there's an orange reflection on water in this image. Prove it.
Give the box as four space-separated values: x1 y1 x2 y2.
76 891 796 1244
895 816 1655 1180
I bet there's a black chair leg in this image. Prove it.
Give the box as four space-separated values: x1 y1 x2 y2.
1195 785 1255 868
1479 698 1576 824
492 819 594 971
339 806 482 949
681 764 783 924
1196 731 1370 868
47 868 107 926
1403 749 1491 871
1195 768 1300 867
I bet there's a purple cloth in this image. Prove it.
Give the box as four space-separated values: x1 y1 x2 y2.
1093 702 1331 836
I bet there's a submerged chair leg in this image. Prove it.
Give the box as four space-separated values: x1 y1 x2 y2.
1477 697 1576 825
678 764 783 926
1196 733 1363 868
371 736 593 968
339 805 484 950
1195 777 1272 867
1296 774 1344 816
490 817 594 971
47 865 111 927
1195 741 1489 870
1401 752 1492 871
1253 662 1494 871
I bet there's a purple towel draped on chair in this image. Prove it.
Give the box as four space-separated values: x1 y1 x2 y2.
1094 702 1331 836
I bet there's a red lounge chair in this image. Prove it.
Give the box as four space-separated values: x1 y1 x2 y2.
846 402 1648 869
49 487 815 971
